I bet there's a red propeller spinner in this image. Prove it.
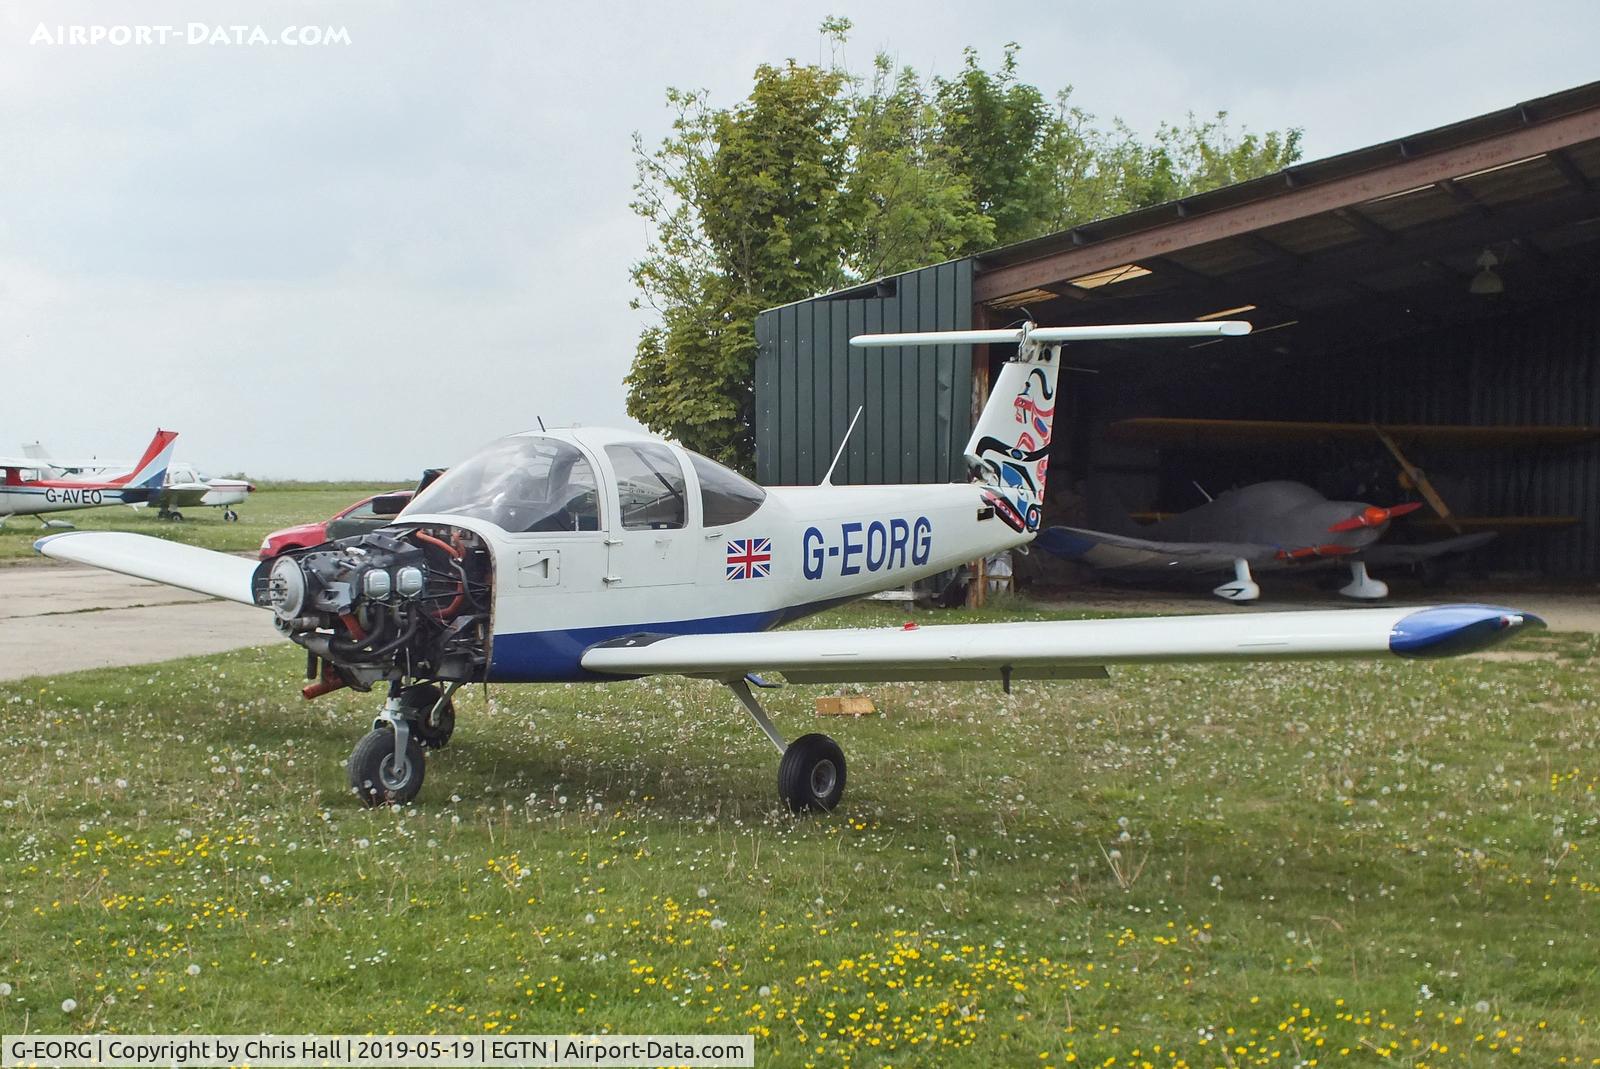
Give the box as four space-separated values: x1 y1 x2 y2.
1328 501 1423 533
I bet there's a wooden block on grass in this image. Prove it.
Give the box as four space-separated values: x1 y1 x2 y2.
814 695 877 717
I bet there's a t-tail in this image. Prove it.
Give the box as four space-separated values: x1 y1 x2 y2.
851 320 1251 534
111 429 179 489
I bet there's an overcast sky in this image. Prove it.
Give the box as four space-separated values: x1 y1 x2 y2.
3 1 1597 478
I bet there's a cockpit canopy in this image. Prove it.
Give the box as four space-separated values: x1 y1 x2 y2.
399 434 765 533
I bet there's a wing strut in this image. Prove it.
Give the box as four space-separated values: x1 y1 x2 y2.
728 677 787 754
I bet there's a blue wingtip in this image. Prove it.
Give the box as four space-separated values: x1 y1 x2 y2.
1390 604 1546 658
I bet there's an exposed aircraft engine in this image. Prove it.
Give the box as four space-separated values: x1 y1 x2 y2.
253 526 492 694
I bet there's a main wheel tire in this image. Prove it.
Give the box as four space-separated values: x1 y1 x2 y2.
169 511 184 522
778 733 846 813
223 509 239 522
348 727 426 806
402 684 456 750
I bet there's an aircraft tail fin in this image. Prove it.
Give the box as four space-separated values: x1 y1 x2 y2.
850 319 1250 532
112 429 179 489
21 442 64 479
964 355 1059 529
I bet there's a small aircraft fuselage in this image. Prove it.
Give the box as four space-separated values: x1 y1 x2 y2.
260 428 1030 688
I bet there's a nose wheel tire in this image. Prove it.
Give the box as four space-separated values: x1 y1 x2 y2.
348 726 425 806
778 733 846 812
223 509 239 522
402 684 456 750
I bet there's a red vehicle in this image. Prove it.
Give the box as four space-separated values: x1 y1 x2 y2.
259 490 413 560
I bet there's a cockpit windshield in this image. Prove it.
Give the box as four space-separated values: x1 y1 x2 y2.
400 436 601 533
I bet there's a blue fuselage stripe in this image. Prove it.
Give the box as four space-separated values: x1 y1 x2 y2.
486 595 857 682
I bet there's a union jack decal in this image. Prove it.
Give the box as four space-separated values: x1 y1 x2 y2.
726 537 772 580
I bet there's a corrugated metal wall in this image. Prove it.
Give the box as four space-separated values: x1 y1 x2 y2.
754 261 973 486
1304 295 1600 576
1172 292 1600 576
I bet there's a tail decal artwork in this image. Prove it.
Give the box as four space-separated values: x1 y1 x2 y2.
966 357 1060 533
113 429 180 488
850 320 1250 539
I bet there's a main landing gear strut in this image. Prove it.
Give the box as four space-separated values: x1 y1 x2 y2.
343 675 842 812
348 681 460 806
727 677 846 812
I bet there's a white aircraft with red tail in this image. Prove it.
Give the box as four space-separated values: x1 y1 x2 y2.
2 430 178 527
37 323 1540 810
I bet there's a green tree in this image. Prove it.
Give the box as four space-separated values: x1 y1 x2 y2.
843 55 994 278
931 44 1053 249
626 63 853 470
626 26 1303 471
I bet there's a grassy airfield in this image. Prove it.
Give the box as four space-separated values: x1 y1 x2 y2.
0 483 404 562
0 601 1596 1067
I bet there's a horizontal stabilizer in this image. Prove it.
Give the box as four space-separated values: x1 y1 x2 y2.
851 320 1250 348
35 532 261 606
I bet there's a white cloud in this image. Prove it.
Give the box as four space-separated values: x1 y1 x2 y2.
3 0 1597 475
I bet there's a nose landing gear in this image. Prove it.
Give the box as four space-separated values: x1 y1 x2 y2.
347 681 461 807
348 719 425 806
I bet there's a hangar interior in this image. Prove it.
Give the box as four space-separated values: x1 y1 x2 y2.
755 81 1600 582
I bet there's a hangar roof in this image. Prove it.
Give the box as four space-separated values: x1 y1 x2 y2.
967 81 1600 353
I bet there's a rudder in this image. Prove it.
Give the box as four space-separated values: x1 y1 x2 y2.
965 354 1059 533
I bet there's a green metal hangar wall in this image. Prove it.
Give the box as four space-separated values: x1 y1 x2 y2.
755 80 1600 579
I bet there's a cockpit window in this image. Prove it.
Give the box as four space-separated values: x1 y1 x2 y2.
688 452 766 526
605 443 687 530
401 436 601 533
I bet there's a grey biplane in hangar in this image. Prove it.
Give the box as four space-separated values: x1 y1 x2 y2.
1038 480 1495 602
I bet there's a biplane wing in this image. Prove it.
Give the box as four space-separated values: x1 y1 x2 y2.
1035 526 1287 573
1105 417 1600 447
1358 531 1498 567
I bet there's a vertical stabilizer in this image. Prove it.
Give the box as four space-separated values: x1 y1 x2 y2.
21 442 64 479
964 345 1059 533
113 430 179 489
848 319 1250 535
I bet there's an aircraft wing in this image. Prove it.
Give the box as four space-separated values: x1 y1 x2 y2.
35 532 260 605
1360 531 1498 566
581 605 1540 684
155 484 212 508
1035 526 1277 572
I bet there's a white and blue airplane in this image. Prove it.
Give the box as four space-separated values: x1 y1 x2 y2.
36 321 1541 811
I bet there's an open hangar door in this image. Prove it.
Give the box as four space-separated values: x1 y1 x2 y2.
965 83 1600 590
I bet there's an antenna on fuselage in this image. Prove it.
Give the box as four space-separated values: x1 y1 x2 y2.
536 416 546 432
820 406 865 487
